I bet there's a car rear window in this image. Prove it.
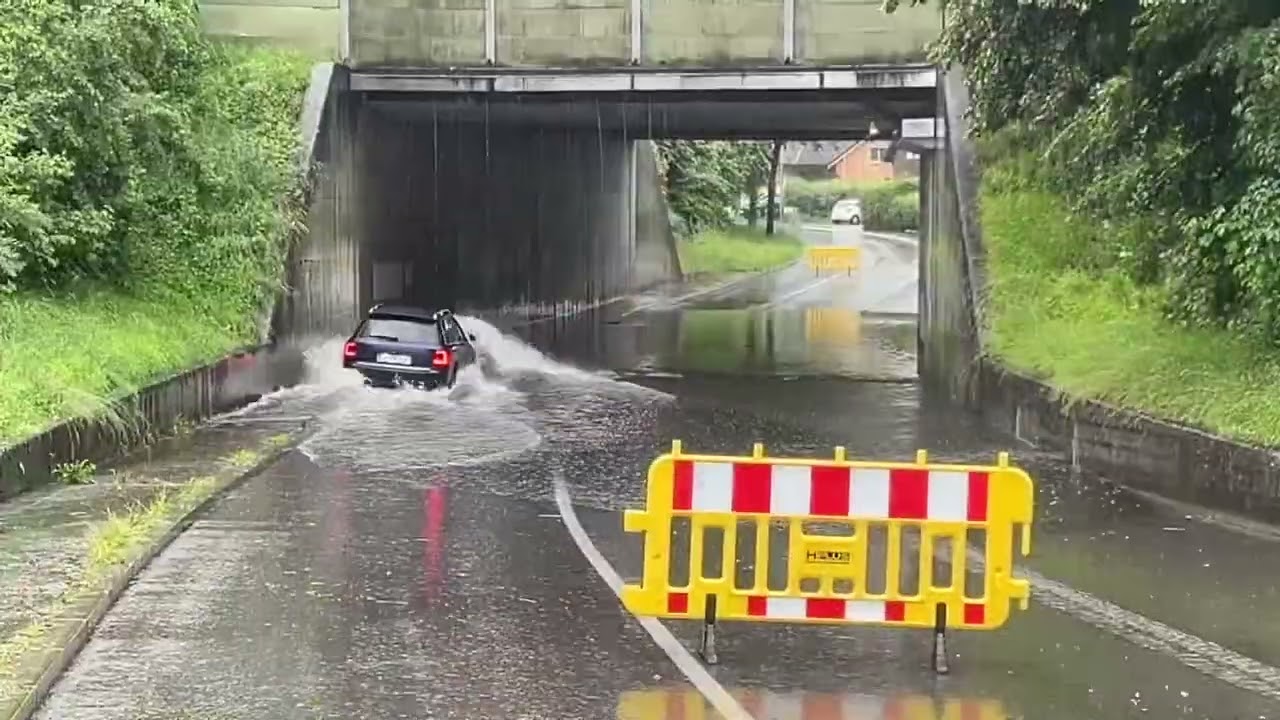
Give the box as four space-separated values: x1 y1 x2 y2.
359 317 439 344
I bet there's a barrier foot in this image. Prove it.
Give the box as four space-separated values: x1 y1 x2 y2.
932 604 950 675
699 595 719 665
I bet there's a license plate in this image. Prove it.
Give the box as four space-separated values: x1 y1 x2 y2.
376 353 412 366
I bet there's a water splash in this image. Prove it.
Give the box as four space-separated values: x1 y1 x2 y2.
458 315 601 382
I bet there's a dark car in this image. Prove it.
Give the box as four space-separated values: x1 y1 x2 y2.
342 304 478 389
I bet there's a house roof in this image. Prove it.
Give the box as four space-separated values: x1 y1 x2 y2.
826 139 893 168
782 141 855 167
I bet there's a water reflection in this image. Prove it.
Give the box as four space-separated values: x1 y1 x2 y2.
616 687 1007 720
519 306 917 381
649 307 915 380
421 483 447 604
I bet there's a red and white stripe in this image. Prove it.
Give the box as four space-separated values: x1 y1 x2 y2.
665 592 987 625
670 460 989 521
650 688 1000 720
736 690 999 720
743 595 985 625
746 596 908 622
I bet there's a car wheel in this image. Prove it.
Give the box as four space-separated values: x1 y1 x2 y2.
447 367 457 389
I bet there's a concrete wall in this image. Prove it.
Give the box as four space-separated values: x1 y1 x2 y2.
347 0 938 67
350 104 677 312
499 0 631 66
917 68 983 404
0 347 300 500
796 0 937 64
200 0 341 58
274 65 365 344
635 140 681 282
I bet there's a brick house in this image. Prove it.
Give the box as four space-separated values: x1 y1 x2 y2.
782 140 920 183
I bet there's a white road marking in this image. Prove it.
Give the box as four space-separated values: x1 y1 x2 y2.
963 545 1280 700
756 276 837 310
552 476 754 720
621 264 795 318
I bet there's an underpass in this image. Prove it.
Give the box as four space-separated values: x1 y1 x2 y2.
33 232 1280 719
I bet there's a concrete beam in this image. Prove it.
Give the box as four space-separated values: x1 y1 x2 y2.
349 65 937 93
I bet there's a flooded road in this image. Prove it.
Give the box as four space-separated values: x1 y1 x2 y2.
34 231 1280 719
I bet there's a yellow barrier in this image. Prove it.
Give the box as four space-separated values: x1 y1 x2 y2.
621 441 1034 673
617 688 1008 720
807 246 861 275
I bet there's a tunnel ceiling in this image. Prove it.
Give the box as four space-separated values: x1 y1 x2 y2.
361 89 936 140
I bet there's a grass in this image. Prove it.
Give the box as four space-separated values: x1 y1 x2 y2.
0 291 249 446
982 185 1280 446
53 459 97 485
84 475 219 577
678 226 804 277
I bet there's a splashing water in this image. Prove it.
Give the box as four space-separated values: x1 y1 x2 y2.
457 315 603 382
221 312 668 433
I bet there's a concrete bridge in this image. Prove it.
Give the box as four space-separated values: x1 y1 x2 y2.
221 0 970 397
202 0 939 69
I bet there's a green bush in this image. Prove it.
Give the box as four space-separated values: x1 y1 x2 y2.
0 0 310 444
786 179 919 232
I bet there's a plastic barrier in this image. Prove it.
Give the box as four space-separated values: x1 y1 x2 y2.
617 688 1008 720
621 441 1034 673
806 246 860 275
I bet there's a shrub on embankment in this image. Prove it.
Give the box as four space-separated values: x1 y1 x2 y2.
0 0 310 445
887 0 1280 444
785 178 919 233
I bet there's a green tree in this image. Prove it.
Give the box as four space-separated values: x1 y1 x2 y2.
886 0 1280 339
656 141 771 235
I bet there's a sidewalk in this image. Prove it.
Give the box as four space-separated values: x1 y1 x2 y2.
0 413 309 715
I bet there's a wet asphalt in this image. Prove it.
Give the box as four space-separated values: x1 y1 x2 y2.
34 229 1280 719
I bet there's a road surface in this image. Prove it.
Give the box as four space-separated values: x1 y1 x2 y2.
33 231 1280 719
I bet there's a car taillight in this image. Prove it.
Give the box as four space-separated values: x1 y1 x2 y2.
343 341 357 360
431 349 451 368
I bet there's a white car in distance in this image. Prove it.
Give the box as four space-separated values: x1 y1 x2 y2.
830 198 863 226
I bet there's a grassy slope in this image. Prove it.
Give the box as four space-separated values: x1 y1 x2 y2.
983 185 1280 446
0 46 310 447
678 227 804 277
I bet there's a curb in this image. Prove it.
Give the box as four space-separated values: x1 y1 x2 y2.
1 432 308 720
864 231 920 251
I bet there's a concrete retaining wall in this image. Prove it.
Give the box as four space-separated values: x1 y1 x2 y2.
978 364 1280 522
273 64 365 344
200 0 341 58
0 347 302 501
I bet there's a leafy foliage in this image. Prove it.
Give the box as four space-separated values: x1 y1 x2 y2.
0 0 306 309
655 141 771 235
0 0 309 443
889 0 1280 341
